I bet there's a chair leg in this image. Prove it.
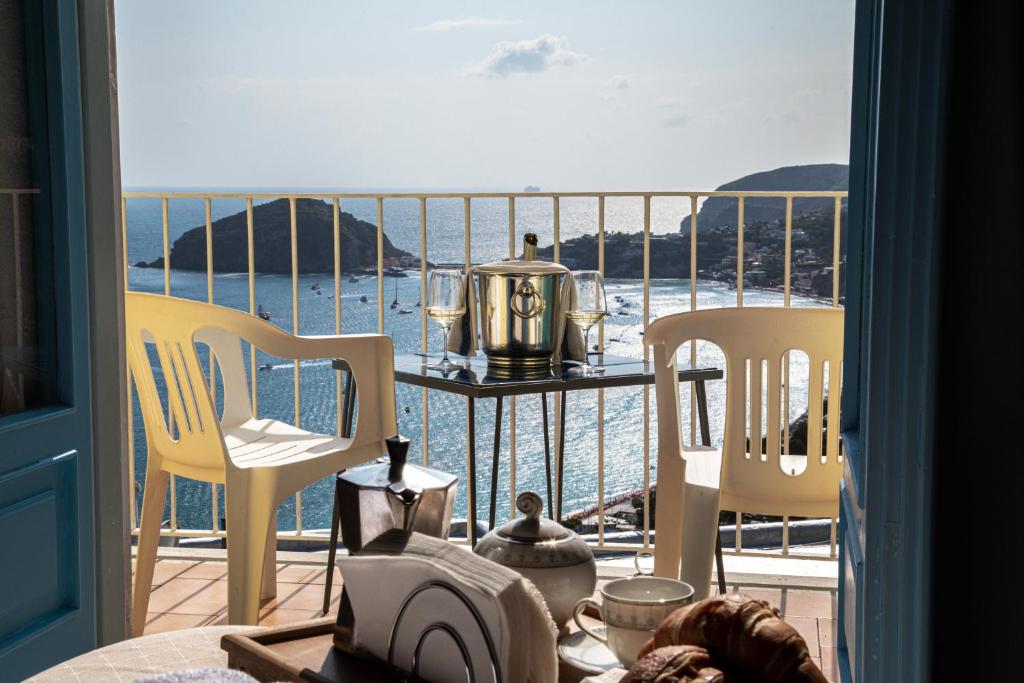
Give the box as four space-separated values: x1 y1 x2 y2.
679 482 722 602
261 510 278 601
324 485 342 614
131 466 169 637
225 484 276 625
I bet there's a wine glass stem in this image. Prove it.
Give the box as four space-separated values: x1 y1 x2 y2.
582 326 591 369
441 325 451 363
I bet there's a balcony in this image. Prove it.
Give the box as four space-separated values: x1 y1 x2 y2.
122 188 845 664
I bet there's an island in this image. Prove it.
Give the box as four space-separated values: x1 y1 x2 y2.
135 197 420 274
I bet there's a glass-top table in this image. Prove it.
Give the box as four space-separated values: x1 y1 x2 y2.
389 353 722 399
331 354 723 546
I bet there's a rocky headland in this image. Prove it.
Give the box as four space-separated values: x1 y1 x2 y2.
537 164 849 300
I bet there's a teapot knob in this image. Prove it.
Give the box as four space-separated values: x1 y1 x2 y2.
516 491 543 520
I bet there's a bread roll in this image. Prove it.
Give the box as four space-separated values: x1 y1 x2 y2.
621 644 732 683
638 593 827 683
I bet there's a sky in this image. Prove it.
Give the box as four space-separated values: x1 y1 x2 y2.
115 0 856 191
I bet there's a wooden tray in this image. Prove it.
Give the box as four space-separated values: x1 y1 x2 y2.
222 616 598 682
221 617 400 682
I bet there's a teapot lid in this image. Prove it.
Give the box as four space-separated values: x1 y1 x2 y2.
474 492 593 568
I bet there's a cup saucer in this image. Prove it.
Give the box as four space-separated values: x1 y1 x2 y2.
557 627 622 674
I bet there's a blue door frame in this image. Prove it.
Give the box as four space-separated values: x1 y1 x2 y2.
0 0 97 678
838 0 950 680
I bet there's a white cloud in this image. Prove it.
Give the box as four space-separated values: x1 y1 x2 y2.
607 75 630 90
416 16 523 32
600 75 631 101
469 35 587 78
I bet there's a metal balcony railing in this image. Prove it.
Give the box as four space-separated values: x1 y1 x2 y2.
121 189 847 560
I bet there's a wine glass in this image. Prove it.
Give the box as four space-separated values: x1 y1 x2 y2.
426 269 466 372
566 270 608 375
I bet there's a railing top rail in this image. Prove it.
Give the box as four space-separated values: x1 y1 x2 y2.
122 190 849 200
0 188 41 194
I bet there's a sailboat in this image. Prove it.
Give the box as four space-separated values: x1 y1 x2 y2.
257 304 271 321
390 277 400 309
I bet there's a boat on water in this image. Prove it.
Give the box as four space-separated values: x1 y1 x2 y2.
348 276 359 283
390 276 400 309
360 295 368 303
259 363 273 371
398 308 413 314
257 305 271 321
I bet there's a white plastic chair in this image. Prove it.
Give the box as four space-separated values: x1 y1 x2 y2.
126 292 396 632
646 307 843 599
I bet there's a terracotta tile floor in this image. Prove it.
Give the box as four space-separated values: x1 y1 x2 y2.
139 557 838 682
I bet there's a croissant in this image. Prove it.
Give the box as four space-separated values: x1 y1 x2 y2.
638 593 827 683
622 644 734 683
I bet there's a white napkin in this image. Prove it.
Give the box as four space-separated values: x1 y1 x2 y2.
445 271 478 357
339 530 558 683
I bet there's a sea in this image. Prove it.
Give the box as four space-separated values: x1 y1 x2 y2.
124 192 827 533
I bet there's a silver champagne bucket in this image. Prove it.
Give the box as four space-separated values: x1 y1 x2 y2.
473 233 569 371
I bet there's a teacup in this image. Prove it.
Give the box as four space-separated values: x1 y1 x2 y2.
573 576 694 667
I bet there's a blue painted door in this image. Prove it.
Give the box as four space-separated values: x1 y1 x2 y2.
0 1 96 679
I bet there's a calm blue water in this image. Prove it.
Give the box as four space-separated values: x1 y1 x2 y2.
125 194 825 532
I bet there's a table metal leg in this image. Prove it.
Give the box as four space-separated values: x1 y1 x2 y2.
467 396 478 547
695 379 711 448
557 390 567 522
323 482 341 614
541 393 553 518
695 379 727 595
489 396 503 530
324 369 356 613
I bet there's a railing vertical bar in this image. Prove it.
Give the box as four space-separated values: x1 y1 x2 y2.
334 198 343 435
783 197 793 456
736 196 744 307
161 197 170 296
205 197 218 531
832 196 842 307
736 511 742 552
376 198 385 333
464 197 471 271
782 514 790 556
830 517 838 558
463 197 474 540
290 197 301 426
689 194 699 446
122 195 137 531
552 195 561 518
289 197 302 534
246 198 257 416
784 196 793 307
420 197 429 465
161 196 177 531
553 195 561 262
507 196 517 520
597 195 605 545
642 195 651 547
